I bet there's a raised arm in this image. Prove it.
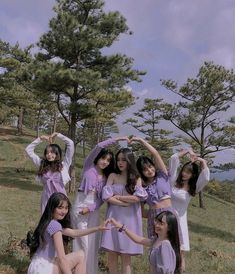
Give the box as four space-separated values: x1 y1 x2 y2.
51 132 74 168
110 218 151 247
131 137 167 175
25 135 49 167
194 157 210 193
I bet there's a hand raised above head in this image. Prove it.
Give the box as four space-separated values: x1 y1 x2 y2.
116 136 131 143
49 132 58 144
40 135 50 142
129 136 142 143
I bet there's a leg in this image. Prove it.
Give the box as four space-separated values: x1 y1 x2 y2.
107 251 118 274
120 254 131 274
52 250 86 274
181 251 186 273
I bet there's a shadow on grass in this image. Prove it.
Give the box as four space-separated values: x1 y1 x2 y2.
0 168 42 192
188 220 235 243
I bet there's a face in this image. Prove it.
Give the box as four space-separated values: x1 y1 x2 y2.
181 167 193 181
53 200 69 220
142 164 156 179
96 154 112 170
117 152 128 172
154 215 168 237
45 147 57 162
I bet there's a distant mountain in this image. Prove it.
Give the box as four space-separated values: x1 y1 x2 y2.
211 169 235 182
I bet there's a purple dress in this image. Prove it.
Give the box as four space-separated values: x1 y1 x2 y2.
149 240 176 274
145 171 173 238
41 171 67 213
101 183 147 255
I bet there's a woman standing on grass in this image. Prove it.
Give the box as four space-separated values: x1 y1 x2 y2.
27 192 109 274
131 137 173 238
109 211 181 274
72 136 128 274
25 132 74 213
101 147 147 274
169 149 210 272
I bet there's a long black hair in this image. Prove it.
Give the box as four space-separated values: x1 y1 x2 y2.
116 148 140 195
176 161 199 196
94 148 115 178
155 211 181 274
38 144 63 176
136 156 156 186
29 192 71 258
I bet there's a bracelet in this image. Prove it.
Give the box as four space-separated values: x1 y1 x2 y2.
118 224 126 233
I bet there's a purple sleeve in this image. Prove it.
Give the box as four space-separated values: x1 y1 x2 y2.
47 220 62 236
155 241 176 274
156 172 172 200
82 138 116 173
102 185 114 201
133 185 148 201
79 169 97 194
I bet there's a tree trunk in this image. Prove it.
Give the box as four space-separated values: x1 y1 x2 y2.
52 111 57 133
17 107 23 135
198 191 204 208
36 109 41 138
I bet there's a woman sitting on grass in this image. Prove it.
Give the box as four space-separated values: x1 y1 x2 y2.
27 192 109 274
110 211 181 274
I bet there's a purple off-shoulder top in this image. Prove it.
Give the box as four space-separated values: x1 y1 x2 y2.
149 240 176 274
35 219 62 260
78 138 116 211
145 171 172 206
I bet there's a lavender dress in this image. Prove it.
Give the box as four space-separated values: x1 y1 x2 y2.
101 183 147 255
145 171 173 238
149 240 176 274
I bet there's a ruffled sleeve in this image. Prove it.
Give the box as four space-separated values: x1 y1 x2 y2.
133 185 148 201
153 240 176 274
57 133 74 169
102 185 114 201
47 220 62 236
79 169 98 195
196 167 210 193
25 137 42 167
168 153 180 187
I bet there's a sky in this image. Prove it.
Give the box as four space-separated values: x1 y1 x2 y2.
0 0 234 179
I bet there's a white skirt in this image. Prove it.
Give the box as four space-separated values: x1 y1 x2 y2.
27 255 54 274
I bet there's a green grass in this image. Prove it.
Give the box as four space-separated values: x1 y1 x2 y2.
0 126 235 274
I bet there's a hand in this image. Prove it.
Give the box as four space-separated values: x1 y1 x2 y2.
116 136 130 143
129 136 143 143
79 207 90 215
40 135 50 142
49 132 58 144
114 195 121 200
109 218 122 229
98 219 111 231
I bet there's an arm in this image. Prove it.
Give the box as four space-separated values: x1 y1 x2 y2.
25 135 49 167
131 137 167 175
51 132 74 168
53 231 72 274
62 220 109 237
110 218 151 247
195 157 210 193
103 173 130 207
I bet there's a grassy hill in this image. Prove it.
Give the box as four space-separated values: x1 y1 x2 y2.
0 126 235 274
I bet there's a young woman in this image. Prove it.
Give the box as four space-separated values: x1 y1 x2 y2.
72 136 128 274
131 137 173 238
27 192 109 274
110 211 181 274
169 149 210 272
101 147 148 274
25 132 74 213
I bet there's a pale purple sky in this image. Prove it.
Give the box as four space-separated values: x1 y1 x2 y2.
1 0 234 175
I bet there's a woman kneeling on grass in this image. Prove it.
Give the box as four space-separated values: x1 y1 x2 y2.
110 211 181 274
27 192 109 274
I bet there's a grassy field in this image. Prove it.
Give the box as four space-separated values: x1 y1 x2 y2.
0 126 235 274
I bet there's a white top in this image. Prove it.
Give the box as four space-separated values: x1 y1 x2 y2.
25 133 74 186
169 153 210 251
